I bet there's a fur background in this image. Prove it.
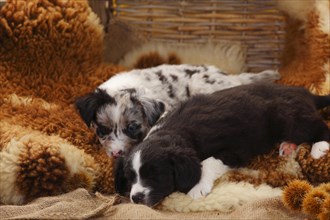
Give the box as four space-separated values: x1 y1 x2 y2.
0 0 123 204
0 0 329 216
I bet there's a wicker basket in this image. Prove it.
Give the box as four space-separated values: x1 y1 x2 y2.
90 0 286 72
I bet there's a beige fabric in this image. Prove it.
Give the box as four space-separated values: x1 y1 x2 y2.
0 188 307 220
109 198 307 220
0 188 117 219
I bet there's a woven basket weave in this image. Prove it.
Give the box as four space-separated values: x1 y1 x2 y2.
91 0 286 72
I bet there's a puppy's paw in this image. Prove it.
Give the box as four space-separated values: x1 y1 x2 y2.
311 141 329 159
258 69 281 82
187 181 212 199
187 157 230 199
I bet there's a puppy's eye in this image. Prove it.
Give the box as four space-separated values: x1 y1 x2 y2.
96 126 112 138
127 122 141 134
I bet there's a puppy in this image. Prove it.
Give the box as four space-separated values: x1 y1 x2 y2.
75 64 280 157
115 83 330 207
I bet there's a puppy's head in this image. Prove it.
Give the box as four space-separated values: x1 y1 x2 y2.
75 88 165 157
115 139 201 206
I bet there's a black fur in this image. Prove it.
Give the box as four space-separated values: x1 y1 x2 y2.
115 83 330 206
185 86 190 97
75 89 116 127
185 69 199 77
117 139 201 206
314 95 330 109
170 74 178 81
114 157 129 196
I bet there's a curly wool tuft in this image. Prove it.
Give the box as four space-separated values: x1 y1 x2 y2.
318 196 330 220
282 180 312 211
296 145 330 184
278 2 330 95
17 142 69 201
302 188 328 217
0 121 101 204
0 0 104 78
133 52 181 69
224 148 305 188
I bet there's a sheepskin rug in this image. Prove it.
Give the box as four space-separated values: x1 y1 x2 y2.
0 0 123 204
118 41 247 75
0 0 329 214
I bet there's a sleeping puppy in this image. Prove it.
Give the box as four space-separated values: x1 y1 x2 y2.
75 64 280 157
115 83 330 207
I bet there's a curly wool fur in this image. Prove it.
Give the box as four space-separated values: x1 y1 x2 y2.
0 0 123 105
296 145 330 184
0 0 104 78
319 196 330 220
119 41 247 74
276 0 315 22
278 0 330 95
0 79 120 202
282 180 312 211
158 181 282 213
0 0 123 205
303 188 328 216
133 52 181 69
0 85 120 204
0 121 97 205
218 148 305 188
282 180 330 220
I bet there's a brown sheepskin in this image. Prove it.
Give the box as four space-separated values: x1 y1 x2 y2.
133 52 181 69
0 0 124 205
278 9 330 94
296 145 330 184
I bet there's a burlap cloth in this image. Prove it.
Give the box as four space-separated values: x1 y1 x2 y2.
0 188 307 220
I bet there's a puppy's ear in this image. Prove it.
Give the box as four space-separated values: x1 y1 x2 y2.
75 89 115 127
125 88 165 126
114 157 129 196
166 147 201 193
139 97 165 126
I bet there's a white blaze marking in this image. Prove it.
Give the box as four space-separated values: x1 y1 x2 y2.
130 150 150 202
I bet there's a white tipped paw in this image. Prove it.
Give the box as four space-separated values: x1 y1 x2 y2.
311 141 329 159
187 181 212 199
187 157 230 199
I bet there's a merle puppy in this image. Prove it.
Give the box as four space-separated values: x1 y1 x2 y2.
75 64 279 157
115 83 330 207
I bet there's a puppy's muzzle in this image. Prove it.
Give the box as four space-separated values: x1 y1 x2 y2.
112 150 123 158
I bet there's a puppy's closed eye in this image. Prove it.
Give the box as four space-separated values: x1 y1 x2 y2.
127 122 141 135
126 169 137 182
140 165 160 179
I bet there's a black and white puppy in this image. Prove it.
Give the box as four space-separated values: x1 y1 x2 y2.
75 64 280 157
115 83 330 207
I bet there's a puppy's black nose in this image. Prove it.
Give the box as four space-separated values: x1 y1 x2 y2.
132 192 145 204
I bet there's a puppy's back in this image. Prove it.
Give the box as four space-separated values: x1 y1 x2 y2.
159 83 326 166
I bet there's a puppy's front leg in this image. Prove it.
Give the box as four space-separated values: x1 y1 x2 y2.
187 157 230 199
